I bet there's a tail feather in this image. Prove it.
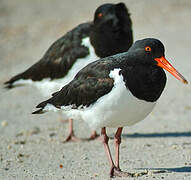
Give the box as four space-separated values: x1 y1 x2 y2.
32 108 44 114
32 99 50 114
33 88 62 115
36 100 49 109
4 73 24 89
4 83 14 89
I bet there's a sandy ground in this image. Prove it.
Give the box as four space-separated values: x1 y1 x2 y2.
0 0 191 179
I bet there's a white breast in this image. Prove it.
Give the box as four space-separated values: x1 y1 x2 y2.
56 68 156 129
13 37 99 97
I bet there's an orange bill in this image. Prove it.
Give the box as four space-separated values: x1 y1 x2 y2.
155 56 188 84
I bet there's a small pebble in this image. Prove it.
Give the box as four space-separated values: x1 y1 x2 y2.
148 171 153 176
14 140 26 145
28 127 40 136
94 173 98 177
83 156 89 160
15 132 24 137
145 144 152 147
144 169 149 173
18 153 24 158
185 106 191 110
49 132 56 137
172 144 178 149
1 121 8 127
134 173 139 177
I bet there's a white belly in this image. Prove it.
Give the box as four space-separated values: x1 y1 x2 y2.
55 69 156 129
13 37 99 97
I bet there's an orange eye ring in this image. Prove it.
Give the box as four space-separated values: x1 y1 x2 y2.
98 13 103 18
145 46 152 52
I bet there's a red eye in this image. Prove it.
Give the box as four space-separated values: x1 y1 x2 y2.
98 13 103 18
145 46 152 52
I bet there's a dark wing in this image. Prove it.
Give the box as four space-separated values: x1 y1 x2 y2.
4 22 93 88
32 59 117 114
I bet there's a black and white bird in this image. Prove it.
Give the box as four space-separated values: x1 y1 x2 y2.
4 3 133 141
33 38 188 177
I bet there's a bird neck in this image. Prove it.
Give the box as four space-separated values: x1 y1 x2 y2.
89 26 133 58
120 64 167 102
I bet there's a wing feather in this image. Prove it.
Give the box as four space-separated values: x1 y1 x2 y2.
5 22 93 88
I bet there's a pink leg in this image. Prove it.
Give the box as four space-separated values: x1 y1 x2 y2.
64 120 98 142
64 119 80 142
101 127 132 178
88 130 99 140
114 127 123 170
101 127 115 169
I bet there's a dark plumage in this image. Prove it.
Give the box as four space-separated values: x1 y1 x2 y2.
4 2 133 89
33 38 182 113
4 23 91 87
33 38 188 177
90 3 133 58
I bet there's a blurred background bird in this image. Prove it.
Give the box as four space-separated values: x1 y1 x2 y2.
4 2 133 142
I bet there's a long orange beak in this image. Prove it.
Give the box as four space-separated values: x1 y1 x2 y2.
155 56 188 84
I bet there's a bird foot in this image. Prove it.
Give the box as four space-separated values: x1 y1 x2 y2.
63 132 81 143
87 131 99 141
110 166 133 178
63 132 99 143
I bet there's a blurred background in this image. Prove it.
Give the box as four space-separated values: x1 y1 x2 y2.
0 0 191 179
1 0 190 134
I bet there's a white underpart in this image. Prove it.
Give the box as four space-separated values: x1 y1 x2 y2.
44 68 157 129
13 37 99 97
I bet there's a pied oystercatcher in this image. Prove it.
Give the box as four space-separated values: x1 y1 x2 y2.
32 38 188 177
4 3 133 142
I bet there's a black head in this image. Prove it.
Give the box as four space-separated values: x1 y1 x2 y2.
127 38 188 84
90 3 133 58
127 38 165 65
93 3 131 32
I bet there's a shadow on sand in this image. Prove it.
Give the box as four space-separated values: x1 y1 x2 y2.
122 131 191 138
138 166 191 173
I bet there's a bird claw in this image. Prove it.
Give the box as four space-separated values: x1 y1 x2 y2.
110 166 133 178
63 132 81 143
87 131 99 141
